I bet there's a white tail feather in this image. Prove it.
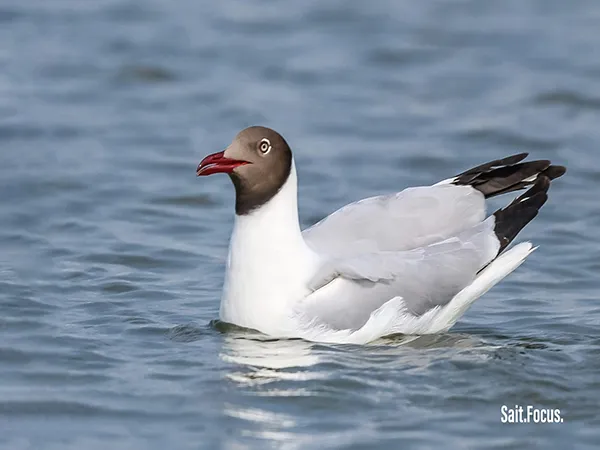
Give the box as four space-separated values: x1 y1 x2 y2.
431 242 536 332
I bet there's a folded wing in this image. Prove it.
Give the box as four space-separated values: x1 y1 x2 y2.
303 184 486 257
303 153 565 259
299 154 566 333
301 219 500 330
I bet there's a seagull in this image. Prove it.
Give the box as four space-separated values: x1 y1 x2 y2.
197 126 566 344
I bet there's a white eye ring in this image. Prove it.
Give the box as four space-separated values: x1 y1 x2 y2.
259 138 272 154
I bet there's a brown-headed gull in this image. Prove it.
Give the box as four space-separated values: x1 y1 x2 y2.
196 126 566 344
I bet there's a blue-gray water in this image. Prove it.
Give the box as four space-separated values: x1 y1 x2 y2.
1 0 598 448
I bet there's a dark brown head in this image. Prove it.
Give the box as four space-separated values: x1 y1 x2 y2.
197 126 293 215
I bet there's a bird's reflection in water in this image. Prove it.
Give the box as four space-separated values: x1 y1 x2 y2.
217 329 501 448
218 326 492 387
220 334 326 388
219 335 378 449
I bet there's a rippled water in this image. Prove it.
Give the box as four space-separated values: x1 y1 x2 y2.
1 0 599 448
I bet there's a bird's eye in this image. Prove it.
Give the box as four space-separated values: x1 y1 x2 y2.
258 138 271 154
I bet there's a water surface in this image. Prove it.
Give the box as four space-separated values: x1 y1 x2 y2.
1 0 599 448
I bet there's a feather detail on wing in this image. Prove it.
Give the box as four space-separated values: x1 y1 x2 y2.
302 185 486 257
301 219 500 330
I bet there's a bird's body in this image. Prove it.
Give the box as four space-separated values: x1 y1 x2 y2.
197 127 565 344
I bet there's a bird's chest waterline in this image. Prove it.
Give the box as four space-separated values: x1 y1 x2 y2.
219 247 314 334
220 234 316 334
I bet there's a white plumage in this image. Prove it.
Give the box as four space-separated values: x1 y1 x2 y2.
219 161 533 344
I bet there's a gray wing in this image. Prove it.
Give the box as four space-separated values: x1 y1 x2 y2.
300 219 500 331
302 184 486 258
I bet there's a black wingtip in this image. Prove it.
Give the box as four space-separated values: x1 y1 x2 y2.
457 153 529 177
453 153 564 199
493 176 551 253
544 165 567 180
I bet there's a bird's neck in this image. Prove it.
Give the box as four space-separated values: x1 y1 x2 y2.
233 162 303 245
221 162 319 333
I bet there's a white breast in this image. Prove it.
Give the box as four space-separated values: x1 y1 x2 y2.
219 162 320 336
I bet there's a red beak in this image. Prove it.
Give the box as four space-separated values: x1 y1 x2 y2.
196 151 249 176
